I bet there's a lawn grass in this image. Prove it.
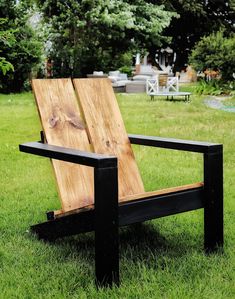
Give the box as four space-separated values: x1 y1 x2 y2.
0 88 234 298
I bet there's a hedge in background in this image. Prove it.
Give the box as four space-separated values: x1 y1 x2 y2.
189 30 235 82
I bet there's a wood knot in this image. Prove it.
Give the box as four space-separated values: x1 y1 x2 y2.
68 116 85 130
49 116 59 128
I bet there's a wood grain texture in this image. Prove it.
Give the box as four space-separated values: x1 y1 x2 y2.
32 78 201 218
73 78 145 200
120 182 204 203
32 79 94 212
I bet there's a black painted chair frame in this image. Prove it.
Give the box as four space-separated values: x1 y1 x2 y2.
19 133 223 287
128 134 223 252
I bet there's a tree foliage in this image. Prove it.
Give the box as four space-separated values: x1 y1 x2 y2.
155 0 235 71
189 30 235 81
36 0 177 77
0 19 15 76
0 1 42 92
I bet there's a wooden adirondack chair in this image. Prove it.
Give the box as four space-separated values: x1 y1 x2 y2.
19 78 223 287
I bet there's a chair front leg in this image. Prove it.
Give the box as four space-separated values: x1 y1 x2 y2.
94 165 119 287
204 147 223 252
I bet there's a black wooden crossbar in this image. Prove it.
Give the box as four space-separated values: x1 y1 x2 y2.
119 187 204 226
19 142 117 168
31 186 203 240
128 134 222 153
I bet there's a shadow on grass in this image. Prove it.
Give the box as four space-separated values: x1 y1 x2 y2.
39 221 202 266
27 220 225 287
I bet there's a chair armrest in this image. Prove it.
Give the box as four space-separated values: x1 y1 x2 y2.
128 134 222 154
19 142 117 168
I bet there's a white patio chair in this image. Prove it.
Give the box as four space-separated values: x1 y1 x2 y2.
167 77 179 92
146 78 159 94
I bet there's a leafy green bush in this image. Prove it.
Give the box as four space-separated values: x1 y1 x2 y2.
195 79 223 95
118 52 133 76
0 2 42 93
118 66 133 77
189 30 235 82
0 57 14 76
195 79 235 96
0 18 15 77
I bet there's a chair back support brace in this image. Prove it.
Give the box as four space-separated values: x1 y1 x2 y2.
19 78 223 287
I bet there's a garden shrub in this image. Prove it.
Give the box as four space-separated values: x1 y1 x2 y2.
0 1 42 93
189 30 235 82
195 79 223 95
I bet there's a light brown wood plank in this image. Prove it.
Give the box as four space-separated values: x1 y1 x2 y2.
73 78 145 200
32 79 94 212
53 182 204 218
120 182 204 203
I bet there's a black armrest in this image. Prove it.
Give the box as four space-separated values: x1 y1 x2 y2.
128 134 222 154
19 142 117 168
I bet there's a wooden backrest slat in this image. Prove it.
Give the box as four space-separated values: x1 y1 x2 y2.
32 79 94 212
73 78 145 199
